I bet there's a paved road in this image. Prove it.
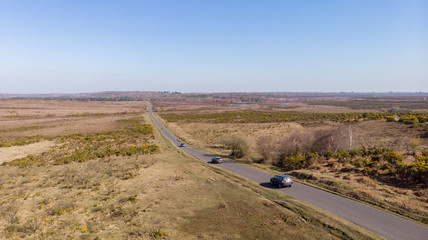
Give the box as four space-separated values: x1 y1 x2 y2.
149 109 428 240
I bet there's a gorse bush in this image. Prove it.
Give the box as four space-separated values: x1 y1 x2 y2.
386 116 396 122
0 125 45 133
383 151 404 166
52 144 159 165
5 118 159 167
277 152 319 171
161 111 428 124
152 228 168 238
0 136 45 148
161 111 379 123
66 111 138 118
399 115 419 124
396 161 428 184
274 145 428 184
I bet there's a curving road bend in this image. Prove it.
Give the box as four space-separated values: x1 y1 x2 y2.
149 108 428 240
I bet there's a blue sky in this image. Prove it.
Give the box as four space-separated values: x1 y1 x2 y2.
1 0 427 93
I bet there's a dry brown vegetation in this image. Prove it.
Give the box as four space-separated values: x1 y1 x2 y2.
290 164 428 224
158 118 427 158
155 101 428 224
153 101 359 114
0 100 381 239
0 99 144 141
0 141 57 165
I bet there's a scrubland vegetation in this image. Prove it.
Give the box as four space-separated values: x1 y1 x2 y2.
0 100 382 239
3 118 158 167
308 98 428 110
157 100 428 225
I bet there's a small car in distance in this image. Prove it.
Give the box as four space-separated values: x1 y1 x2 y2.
211 157 223 164
270 175 293 188
179 143 186 147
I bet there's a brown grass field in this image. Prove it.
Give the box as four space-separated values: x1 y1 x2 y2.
154 101 428 224
153 101 361 114
0 100 382 239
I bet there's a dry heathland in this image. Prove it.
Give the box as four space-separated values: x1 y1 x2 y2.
0 100 380 239
155 101 428 224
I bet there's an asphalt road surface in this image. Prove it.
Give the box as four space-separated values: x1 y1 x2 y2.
149 108 428 240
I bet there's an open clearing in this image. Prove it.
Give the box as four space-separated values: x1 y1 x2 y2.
0 140 57 165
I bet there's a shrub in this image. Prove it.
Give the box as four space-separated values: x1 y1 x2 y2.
399 115 419 124
411 161 428 182
396 161 428 184
281 154 305 171
325 150 335 159
416 155 428 163
349 149 361 158
279 132 312 156
222 135 249 158
152 229 168 238
305 152 319 164
127 195 137 201
5 118 159 167
256 135 273 163
53 207 74 215
417 116 428 123
7 154 40 168
160 111 414 124
311 128 346 155
0 142 12 147
279 153 317 171
386 116 396 122
383 151 404 167
408 138 421 152
335 149 351 162
361 146 390 156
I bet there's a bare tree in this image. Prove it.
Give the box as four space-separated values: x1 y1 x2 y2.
348 124 354 150
223 135 249 158
256 135 273 163
279 131 312 156
312 127 347 154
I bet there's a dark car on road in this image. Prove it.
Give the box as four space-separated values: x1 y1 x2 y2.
211 157 223 164
270 175 293 188
179 143 186 147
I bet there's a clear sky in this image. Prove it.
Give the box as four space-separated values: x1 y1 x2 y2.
1 0 427 93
